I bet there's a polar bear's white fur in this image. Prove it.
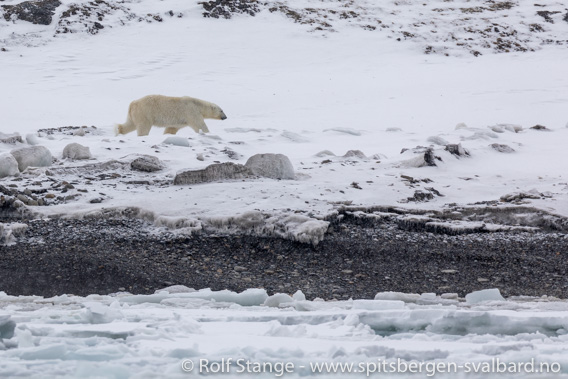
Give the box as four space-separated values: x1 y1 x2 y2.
115 95 227 136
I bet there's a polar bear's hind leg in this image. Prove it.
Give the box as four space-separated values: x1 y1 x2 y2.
136 122 153 136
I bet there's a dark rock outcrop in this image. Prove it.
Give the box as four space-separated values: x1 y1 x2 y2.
2 0 61 25
200 0 261 19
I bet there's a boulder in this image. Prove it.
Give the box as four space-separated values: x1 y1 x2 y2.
490 143 515 153
399 146 440 168
25 133 40 145
174 162 253 185
0 154 19 178
245 153 295 179
342 150 367 159
62 143 92 160
130 155 165 172
10 146 53 171
445 143 469 157
0 132 23 145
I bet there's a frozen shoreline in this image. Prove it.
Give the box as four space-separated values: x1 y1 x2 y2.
1 214 567 299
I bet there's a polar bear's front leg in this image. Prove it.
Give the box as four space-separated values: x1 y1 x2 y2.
190 118 209 133
164 127 178 135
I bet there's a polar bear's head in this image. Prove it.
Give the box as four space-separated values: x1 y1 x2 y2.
209 104 227 121
193 98 227 121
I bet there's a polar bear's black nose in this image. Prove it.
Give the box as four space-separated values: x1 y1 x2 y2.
221 114 227 120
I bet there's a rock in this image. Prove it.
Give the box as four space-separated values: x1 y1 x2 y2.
56 2 135 35
489 124 522 133
342 150 367 159
0 154 19 178
221 147 242 160
201 0 261 19
163 136 190 147
1 0 61 25
0 132 23 145
315 150 336 157
530 124 550 131
10 146 53 171
490 143 515 153
174 162 253 185
405 190 434 202
445 143 469 157
25 133 40 145
62 143 92 160
16 194 31 205
244 153 295 180
130 155 165 172
399 146 440 167
73 128 85 136
500 190 542 203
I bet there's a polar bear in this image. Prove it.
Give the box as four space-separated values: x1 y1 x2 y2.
115 95 227 136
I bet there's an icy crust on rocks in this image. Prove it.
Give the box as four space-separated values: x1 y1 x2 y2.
205 211 328 245
1 288 568 377
0 222 27 246
38 207 330 245
339 205 568 234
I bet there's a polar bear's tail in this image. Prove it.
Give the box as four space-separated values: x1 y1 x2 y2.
115 118 136 136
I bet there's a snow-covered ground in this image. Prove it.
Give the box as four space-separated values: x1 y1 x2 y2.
1 0 568 242
1 0 568 376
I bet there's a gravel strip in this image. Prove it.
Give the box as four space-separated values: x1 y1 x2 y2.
1 217 567 299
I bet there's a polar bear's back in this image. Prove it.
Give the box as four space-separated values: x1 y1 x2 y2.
129 95 203 126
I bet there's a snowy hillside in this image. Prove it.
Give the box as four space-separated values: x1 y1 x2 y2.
2 0 568 55
1 0 568 243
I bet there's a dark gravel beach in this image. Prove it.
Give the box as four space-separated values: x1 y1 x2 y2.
1 216 567 299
